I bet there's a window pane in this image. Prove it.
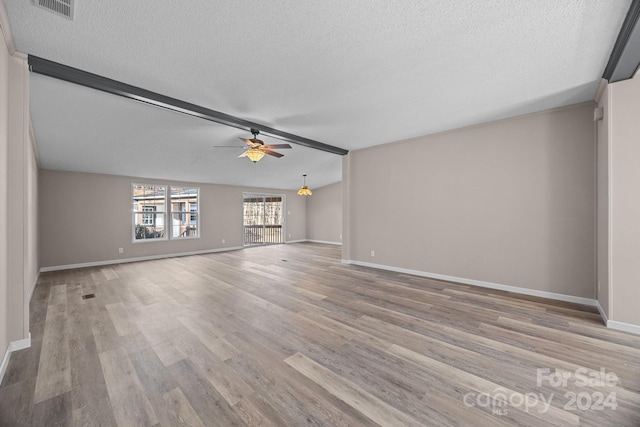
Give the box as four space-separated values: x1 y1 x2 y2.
172 213 198 238
134 213 165 240
190 204 197 224
243 194 284 246
133 184 167 241
170 186 199 239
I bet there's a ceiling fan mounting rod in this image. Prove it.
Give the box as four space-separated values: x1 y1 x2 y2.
27 55 349 156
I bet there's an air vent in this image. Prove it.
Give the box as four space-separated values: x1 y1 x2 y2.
34 0 74 20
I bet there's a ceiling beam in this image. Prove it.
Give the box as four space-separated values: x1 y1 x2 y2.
28 55 349 156
603 0 640 82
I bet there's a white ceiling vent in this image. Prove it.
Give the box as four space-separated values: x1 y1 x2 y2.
34 0 74 20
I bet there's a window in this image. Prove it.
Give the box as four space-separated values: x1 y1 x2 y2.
171 187 199 238
133 184 166 241
132 184 199 241
142 206 156 225
190 204 197 224
243 193 284 245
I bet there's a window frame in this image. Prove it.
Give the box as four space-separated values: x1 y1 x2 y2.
242 192 286 246
170 186 200 240
132 183 168 243
132 183 201 242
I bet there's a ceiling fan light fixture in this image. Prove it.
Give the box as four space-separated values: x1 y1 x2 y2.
246 148 265 163
297 174 312 196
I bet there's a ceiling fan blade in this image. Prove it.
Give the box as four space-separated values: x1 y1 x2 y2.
240 137 265 147
264 144 291 149
263 149 284 158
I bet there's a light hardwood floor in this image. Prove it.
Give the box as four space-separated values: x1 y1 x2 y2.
1 243 639 426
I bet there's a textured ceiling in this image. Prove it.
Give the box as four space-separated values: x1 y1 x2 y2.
5 0 631 189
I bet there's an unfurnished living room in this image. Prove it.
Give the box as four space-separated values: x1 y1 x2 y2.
1 1 640 426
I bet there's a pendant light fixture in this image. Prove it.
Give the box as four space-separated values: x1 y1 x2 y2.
297 174 312 196
245 148 266 163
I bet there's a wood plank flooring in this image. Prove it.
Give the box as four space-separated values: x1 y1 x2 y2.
1 243 639 426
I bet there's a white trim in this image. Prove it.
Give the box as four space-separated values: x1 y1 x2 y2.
39 246 244 272
11 334 31 352
343 259 599 307
0 346 10 386
307 240 342 246
595 300 609 325
284 239 342 245
0 333 32 385
344 259 640 335
28 271 40 302
595 78 608 104
607 320 640 335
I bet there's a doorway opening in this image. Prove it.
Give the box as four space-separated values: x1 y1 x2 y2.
243 193 285 246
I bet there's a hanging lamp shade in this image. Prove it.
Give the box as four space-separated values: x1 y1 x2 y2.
297 174 312 196
245 148 265 163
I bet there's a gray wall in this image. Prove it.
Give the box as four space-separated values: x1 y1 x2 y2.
608 73 640 326
306 181 342 244
596 83 611 317
344 102 596 299
0 10 8 356
0 23 38 355
39 170 306 268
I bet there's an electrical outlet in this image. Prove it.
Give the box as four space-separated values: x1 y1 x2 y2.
222 239 225 244
118 248 124 254
339 234 342 240
371 250 375 257
288 233 292 238
288 210 291 215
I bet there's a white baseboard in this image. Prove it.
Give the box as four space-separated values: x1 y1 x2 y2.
595 300 640 335
607 320 640 335
595 300 609 324
40 246 244 272
0 346 10 386
0 333 31 385
11 334 31 352
41 242 343 272
344 259 640 335
306 240 342 246
344 259 598 306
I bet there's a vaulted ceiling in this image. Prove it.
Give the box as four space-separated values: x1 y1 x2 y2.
4 1 631 190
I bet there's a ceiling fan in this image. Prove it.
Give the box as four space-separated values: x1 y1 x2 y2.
238 129 291 163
